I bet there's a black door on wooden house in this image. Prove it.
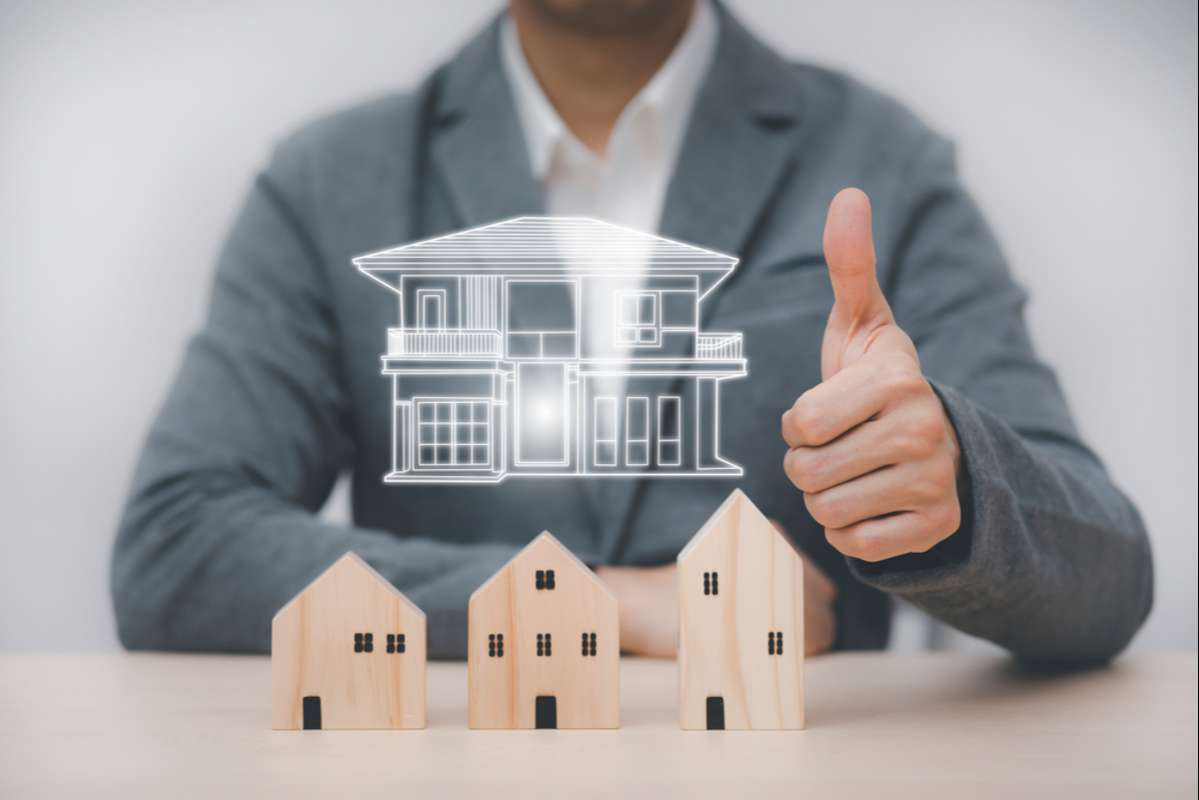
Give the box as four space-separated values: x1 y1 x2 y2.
705 696 725 730
302 696 322 730
535 695 557 729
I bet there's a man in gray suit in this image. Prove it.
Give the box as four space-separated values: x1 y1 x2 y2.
111 0 1152 662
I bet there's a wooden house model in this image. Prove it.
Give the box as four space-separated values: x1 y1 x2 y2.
271 552 426 730
468 531 619 729
677 489 805 730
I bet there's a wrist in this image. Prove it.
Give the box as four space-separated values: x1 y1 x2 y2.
932 382 964 481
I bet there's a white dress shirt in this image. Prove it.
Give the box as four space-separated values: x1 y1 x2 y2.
500 1 718 400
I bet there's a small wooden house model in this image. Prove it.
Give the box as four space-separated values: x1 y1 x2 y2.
468 531 619 729
272 552 426 730
677 489 805 730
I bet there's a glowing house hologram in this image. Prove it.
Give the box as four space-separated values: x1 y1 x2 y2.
354 216 747 484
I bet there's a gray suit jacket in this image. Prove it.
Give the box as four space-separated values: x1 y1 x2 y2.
111 6 1152 662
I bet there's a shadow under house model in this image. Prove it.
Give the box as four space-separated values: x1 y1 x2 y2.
677 490 805 730
353 216 747 484
272 552 427 730
468 531 620 729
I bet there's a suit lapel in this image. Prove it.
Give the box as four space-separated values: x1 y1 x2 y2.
430 19 545 229
598 6 805 560
430 35 573 353
657 8 801 259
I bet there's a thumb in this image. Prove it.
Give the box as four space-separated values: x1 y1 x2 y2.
822 187 892 326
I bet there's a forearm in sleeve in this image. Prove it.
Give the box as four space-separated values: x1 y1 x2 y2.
851 133 1153 663
111 152 518 658
850 381 1152 664
112 447 517 657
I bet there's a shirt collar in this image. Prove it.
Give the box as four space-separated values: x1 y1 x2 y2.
500 0 718 179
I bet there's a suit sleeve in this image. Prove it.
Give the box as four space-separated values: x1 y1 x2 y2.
848 134 1154 664
109 146 517 658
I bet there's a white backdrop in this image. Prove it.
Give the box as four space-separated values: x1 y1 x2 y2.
1 0 1195 652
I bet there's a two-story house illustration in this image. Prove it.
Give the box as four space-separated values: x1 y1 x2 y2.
353 216 747 483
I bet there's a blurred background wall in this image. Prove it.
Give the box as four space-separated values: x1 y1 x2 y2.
2 0 1195 652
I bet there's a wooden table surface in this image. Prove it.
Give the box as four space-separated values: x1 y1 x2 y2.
0 652 1194 798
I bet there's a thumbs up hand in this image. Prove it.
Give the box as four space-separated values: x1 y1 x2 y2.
781 188 963 562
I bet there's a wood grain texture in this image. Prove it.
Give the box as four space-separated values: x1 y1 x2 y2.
468 531 619 729
271 552 426 729
677 489 805 730
3 654 1196 798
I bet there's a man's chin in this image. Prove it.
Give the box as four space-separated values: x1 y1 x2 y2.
518 0 693 38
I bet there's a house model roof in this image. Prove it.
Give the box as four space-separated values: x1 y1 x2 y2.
354 216 739 298
677 489 803 563
469 530 614 603
272 551 425 621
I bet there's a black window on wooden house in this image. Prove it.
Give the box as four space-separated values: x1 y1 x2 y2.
353 632 374 653
536 632 553 656
488 633 505 658
535 569 556 590
386 633 406 654
703 571 719 596
580 632 597 657
767 631 784 655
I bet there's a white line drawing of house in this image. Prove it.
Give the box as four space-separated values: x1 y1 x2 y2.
353 216 747 484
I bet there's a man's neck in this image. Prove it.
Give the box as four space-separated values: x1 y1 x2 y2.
508 1 695 156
